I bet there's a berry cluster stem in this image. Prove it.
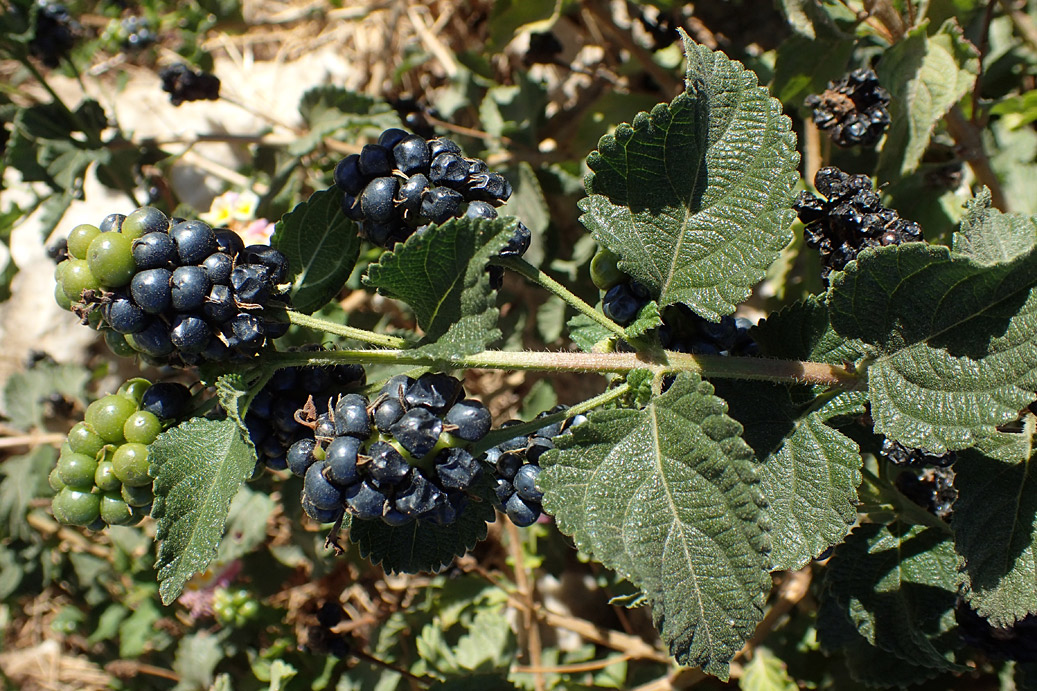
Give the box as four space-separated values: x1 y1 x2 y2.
494 256 627 338
286 310 408 349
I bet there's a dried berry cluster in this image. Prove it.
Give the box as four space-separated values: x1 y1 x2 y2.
159 63 221 106
794 166 922 281
805 68 891 148
332 127 530 279
28 2 78 67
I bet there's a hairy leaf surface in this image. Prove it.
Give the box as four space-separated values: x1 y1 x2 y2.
954 432 1037 626
876 20 979 181
347 478 496 574
579 33 798 320
290 86 399 156
364 217 514 359
953 187 1037 265
829 243 1037 452
539 375 771 678
273 187 361 314
822 523 964 672
151 417 256 604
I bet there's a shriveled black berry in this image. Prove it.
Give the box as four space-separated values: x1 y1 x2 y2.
429 152 469 188
421 187 463 224
391 408 443 457
805 68 890 148
159 64 220 106
240 245 289 284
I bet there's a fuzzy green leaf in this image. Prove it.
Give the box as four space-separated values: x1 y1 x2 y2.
876 20 979 182
567 313 613 352
954 432 1037 626
151 417 257 605
539 374 771 678
273 187 362 314
953 188 1037 265
347 477 496 574
739 647 798 691
579 32 798 320
2 361 88 431
290 86 399 156
829 243 1037 452
363 217 514 359
821 523 964 673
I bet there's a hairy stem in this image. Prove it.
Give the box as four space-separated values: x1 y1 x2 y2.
286 310 409 349
268 346 859 388
494 256 627 338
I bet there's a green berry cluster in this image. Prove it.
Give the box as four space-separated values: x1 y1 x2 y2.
49 378 183 530
212 587 260 628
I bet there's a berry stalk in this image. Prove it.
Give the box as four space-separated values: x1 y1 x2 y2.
285 310 408 349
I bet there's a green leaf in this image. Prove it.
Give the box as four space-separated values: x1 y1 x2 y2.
0 446 55 541
347 476 496 574
216 486 277 565
821 523 964 673
363 217 514 359
453 609 517 672
752 295 862 364
566 312 612 352
2 360 89 431
290 86 399 156
151 417 257 605
623 301 663 342
771 35 853 108
579 32 798 320
427 675 519 691
172 631 225 691
739 647 798 691
539 374 771 679
829 243 1037 452
954 432 1037 626
953 188 1037 265
876 19 980 182
268 660 297 691
273 188 362 314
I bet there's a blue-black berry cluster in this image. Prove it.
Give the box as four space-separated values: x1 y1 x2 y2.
287 372 492 527
486 407 586 527
332 128 530 266
804 68 890 148
957 601 1037 663
880 438 955 468
247 355 366 471
794 166 922 282
159 63 220 106
54 206 291 365
118 15 156 50
28 2 78 67
894 466 955 521
591 248 758 356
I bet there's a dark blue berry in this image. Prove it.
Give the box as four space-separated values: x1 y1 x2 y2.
326 435 362 486
99 213 127 233
465 201 498 220
229 265 271 304
377 127 409 149
435 448 481 491
428 137 462 159
506 493 539 527
169 314 212 354
314 413 335 439
430 152 469 188
366 441 410 488
393 135 432 175
360 177 398 223
493 477 514 506
404 373 462 415
391 408 443 457
131 232 176 269
345 481 386 520
526 436 554 464
286 439 318 477
225 313 264 350
380 375 414 402
140 382 191 420
420 187 463 224
202 252 233 285
241 246 288 284
395 472 444 518
496 452 522 481
444 400 491 441
500 222 531 257
358 144 393 178
214 229 245 258
341 192 363 221
170 265 212 312
602 283 642 325
298 365 332 393
514 464 543 502
333 394 371 438
467 173 512 203
397 174 429 217
103 293 146 334
130 268 172 314
333 154 365 196
302 497 342 523
373 398 405 433
171 220 218 264
304 462 343 510
130 319 175 357
203 284 237 323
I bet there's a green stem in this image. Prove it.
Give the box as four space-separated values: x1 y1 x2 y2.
286 310 408 349
266 346 858 388
472 384 631 455
860 466 952 534
494 256 627 338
